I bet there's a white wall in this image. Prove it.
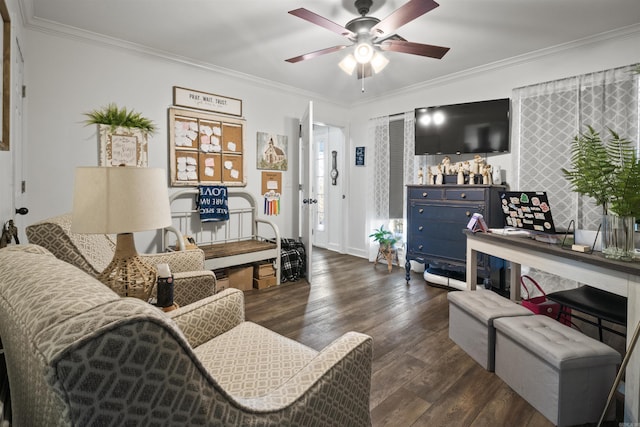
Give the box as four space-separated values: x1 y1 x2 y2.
21 24 640 259
24 29 350 252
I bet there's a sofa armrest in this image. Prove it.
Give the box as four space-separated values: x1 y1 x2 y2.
140 249 206 273
171 270 217 306
168 288 245 347
237 331 373 425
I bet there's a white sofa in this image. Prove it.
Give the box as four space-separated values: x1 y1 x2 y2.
0 245 373 426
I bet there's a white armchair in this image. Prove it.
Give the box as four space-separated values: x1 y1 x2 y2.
26 213 216 306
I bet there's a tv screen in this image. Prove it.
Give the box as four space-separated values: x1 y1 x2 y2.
415 98 510 155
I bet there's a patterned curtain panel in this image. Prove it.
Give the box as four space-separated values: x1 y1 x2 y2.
369 115 390 221
512 64 639 231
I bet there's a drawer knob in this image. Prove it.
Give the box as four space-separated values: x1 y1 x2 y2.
419 208 424 214
460 193 466 199
422 192 428 198
418 226 423 231
466 211 471 217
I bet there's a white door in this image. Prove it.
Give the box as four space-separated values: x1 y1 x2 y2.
12 39 27 242
312 124 345 252
299 101 314 283
312 125 328 248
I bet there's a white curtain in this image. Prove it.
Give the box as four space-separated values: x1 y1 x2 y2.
370 115 390 221
512 63 639 293
512 63 639 231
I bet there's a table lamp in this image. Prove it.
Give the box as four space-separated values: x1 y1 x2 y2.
71 166 172 300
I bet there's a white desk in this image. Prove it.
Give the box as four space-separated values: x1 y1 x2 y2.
465 230 640 423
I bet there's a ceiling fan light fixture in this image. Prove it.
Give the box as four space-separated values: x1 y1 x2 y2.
338 54 357 75
370 52 389 73
354 42 374 64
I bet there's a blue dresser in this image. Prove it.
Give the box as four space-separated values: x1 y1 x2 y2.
405 184 506 291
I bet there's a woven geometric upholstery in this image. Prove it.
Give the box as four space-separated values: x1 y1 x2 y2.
0 245 373 426
26 213 216 306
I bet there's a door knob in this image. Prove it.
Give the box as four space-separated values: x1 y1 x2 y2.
15 207 28 215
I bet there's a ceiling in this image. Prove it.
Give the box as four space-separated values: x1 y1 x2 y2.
25 0 640 105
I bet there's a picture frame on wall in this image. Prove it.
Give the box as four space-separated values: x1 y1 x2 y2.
355 146 365 166
256 132 288 171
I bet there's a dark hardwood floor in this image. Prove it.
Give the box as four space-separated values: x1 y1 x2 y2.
244 248 621 427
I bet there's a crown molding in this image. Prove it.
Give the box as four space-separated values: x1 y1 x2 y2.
23 15 350 109
352 23 640 108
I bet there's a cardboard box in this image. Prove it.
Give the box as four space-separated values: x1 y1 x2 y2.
227 265 253 291
253 276 277 290
213 269 229 292
254 262 275 279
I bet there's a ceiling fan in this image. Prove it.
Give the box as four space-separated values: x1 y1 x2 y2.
285 0 450 79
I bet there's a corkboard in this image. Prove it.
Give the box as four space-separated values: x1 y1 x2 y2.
261 171 282 195
169 107 246 186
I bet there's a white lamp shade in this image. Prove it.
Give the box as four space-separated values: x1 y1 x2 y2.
71 166 172 234
371 52 389 73
338 54 357 75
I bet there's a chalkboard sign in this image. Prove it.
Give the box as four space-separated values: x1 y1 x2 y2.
355 146 365 166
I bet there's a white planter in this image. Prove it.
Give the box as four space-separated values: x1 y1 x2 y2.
98 124 148 167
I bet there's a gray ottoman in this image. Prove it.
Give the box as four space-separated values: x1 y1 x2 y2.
448 289 533 371
494 315 621 426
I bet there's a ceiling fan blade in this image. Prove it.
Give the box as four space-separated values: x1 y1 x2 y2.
285 45 349 63
380 40 449 59
371 0 440 37
289 8 355 38
357 63 373 80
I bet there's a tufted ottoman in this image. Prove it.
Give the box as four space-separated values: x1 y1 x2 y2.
494 315 620 426
448 289 533 371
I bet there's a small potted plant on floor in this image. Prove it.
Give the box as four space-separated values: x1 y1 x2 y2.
369 224 399 269
85 103 156 167
369 224 398 252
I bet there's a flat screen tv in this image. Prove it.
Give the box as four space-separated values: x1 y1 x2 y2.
415 98 510 155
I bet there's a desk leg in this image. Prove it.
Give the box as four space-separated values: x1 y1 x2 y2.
625 281 640 423
466 245 478 291
510 263 521 301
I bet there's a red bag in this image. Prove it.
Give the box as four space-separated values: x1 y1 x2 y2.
520 275 571 326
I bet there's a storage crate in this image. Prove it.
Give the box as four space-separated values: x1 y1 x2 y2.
254 262 275 279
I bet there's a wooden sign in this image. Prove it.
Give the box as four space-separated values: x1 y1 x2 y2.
173 86 242 117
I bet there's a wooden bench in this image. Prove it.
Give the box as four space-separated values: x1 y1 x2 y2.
164 189 281 286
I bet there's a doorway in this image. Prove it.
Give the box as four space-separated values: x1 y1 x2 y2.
312 123 345 252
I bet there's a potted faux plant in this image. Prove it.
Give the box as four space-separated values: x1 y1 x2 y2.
369 224 398 253
561 125 640 260
369 224 399 272
84 103 156 167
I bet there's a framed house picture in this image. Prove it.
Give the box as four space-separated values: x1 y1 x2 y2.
257 132 288 171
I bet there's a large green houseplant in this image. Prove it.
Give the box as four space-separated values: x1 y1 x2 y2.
561 125 640 259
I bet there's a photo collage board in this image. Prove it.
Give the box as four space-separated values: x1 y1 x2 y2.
169 107 245 186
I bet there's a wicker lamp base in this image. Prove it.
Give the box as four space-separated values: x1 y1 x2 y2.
98 233 156 300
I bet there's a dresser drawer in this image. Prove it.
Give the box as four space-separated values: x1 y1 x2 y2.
408 187 444 200
444 188 486 201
